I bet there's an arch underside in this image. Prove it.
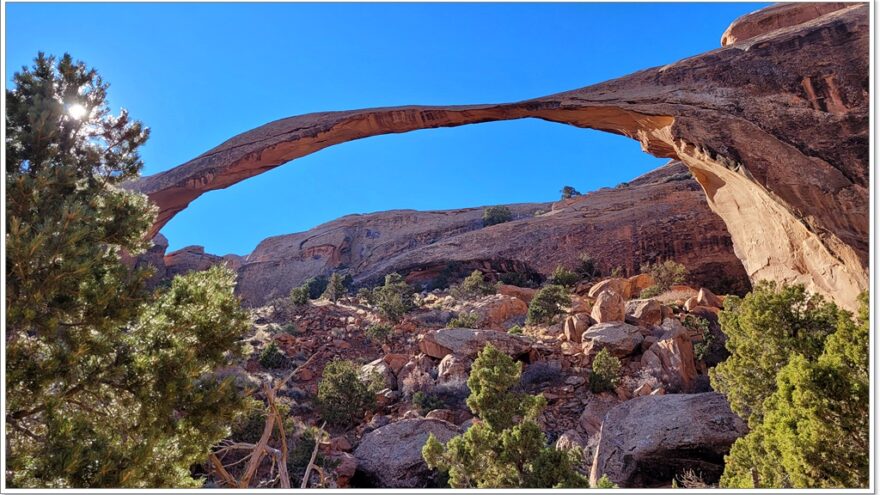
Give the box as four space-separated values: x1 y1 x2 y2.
126 4 869 311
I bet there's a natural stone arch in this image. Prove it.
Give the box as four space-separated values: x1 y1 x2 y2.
126 3 868 311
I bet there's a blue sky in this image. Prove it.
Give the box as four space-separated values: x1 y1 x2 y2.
6 2 767 255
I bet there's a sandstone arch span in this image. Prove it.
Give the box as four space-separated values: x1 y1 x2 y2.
127 3 868 311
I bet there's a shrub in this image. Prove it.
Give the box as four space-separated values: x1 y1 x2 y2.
303 276 329 300
482 206 513 227
507 324 523 335
683 315 713 361
450 270 495 300
412 391 446 414
639 285 662 298
590 348 620 393
640 260 688 292
560 185 582 199
373 273 416 323
526 285 570 325
549 265 580 288
709 282 840 424
610 266 624 278
594 474 619 488
322 272 347 302
719 291 868 488
447 311 479 329
575 253 602 281
422 344 588 488
499 271 539 288
356 287 375 305
290 285 310 306
365 323 392 344
316 359 376 426
259 341 288 369
281 323 300 336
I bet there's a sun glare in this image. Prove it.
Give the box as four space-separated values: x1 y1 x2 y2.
67 103 87 120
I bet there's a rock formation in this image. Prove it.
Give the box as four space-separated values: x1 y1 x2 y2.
126 3 868 311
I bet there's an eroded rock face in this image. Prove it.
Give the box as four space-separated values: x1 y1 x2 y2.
589 392 747 488
353 418 460 488
127 3 867 311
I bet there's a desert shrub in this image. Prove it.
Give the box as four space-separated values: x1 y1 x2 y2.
259 341 288 369
422 344 588 488
482 205 513 227
639 285 662 298
373 273 416 323
683 315 714 361
590 348 620 393
365 323 392 345
316 359 376 426
716 288 867 488
610 266 624 278
356 287 375 305
526 285 570 325
322 272 347 302
560 185 582 199
676 469 712 489
412 391 446 414
640 260 688 292
548 265 580 287
575 253 602 281
499 271 539 288
447 311 479 329
290 285 310 306
594 474 619 488
287 425 339 486
450 270 496 300
281 323 300 336
507 324 523 335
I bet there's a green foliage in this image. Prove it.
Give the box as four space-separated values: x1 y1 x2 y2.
639 285 662 298
287 426 338 486
548 265 580 288
590 348 621 393
594 474 619 488
575 253 602 281
526 285 570 325
422 344 587 488
709 282 840 424
684 315 713 361
447 311 479 329
507 324 523 335
356 287 375 305
322 272 347 302
316 359 375 426
609 266 624 278
365 323 392 345
482 205 513 227
281 323 300 336
373 272 416 323
289 285 310 306
450 270 496 300
412 391 446 414
720 292 868 488
640 260 689 291
259 341 288 369
5 54 248 488
499 271 538 288
560 185 582 199
303 276 329 300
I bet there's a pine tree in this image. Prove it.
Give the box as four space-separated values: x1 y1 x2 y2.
6 53 249 488
719 292 868 488
422 344 588 488
322 272 347 302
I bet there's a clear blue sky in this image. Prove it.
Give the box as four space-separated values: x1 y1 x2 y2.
6 2 767 255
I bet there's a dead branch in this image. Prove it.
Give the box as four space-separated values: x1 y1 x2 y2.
300 421 327 489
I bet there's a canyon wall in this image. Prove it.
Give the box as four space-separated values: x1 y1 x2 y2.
127 3 868 311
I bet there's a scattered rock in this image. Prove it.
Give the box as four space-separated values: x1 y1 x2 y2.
497 284 537 304
582 322 644 359
625 299 663 327
589 393 747 488
469 294 528 330
591 290 626 323
563 313 593 343
360 358 397 390
419 328 532 360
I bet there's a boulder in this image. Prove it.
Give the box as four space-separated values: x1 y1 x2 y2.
582 322 644 359
569 295 592 314
625 299 663 327
360 358 397 390
383 353 409 375
696 287 723 308
589 393 747 488
469 294 528 330
641 319 698 392
587 278 626 299
555 429 588 451
497 284 537 304
578 394 621 437
626 273 655 299
419 328 532 360
684 296 700 312
590 290 626 323
563 313 593 343
353 418 460 488
333 452 358 488
437 354 471 385
425 408 456 423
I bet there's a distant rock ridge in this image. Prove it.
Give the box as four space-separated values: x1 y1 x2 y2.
128 3 868 310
